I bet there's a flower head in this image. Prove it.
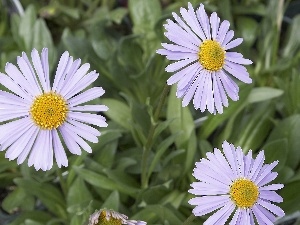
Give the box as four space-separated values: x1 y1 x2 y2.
0 48 108 170
157 3 252 114
189 141 285 225
88 209 147 225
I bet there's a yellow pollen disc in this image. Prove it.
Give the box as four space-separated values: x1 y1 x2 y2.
198 40 225 71
99 211 122 225
30 92 68 130
230 178 259 208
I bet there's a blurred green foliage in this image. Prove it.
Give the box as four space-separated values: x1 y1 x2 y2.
0 0 300 224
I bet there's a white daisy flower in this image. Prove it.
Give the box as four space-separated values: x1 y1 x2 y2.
189 141 285 225
157 3 252 114
0 48 108 171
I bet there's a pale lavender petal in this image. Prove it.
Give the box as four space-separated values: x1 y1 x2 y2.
222 30 234 46
0 74 32 102
67 87 105 107
226 56 252 65
216 20 230 44
17 127 39 165
257 199 285 217
52 129 68 168
248 150 265 181
255 204 276 223
64 71 99 99
257 172 278 188
259 190 283 203
189 195 230 216
180 4 206 41
18 53 42 94
224 38 243 50
223 62 252 84
254 161 278 184
60 63 90 96
259 184 284 191
31 49 48 92
165 57 198 72
252 206 270 225
193 72 207 110
68 112 107 127
167 62 199 85
203 202 234 225
196 4 211 39
69 105 108 112
68 119 100 136
4 63 35 97
52 51 70 91
59 126 82 155
0 90 28 106
210 12 220 40
229 208 241 225
41 48 51 92
212 72 223 113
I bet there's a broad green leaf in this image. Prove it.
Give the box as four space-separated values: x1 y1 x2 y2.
73 167 139 196
148 133 181 177
236 17 258 47
279 180 300 214
67 178 93 213
128 0 161 35
167 85 194 148
19 5 36 50
14 178 67 219
267 115 300 169
101 191 120 210
7 211 52 225
282 15 300 58
131 205 184 224
263 139 288 171
101 98 131 130
235 102 275 152
2 187 34 213
248 87 283 103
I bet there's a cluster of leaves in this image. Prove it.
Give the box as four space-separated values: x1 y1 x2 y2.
0 0 300 224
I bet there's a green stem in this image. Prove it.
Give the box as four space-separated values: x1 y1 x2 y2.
182 214 196 225
141 84 170 188
57 168 67 197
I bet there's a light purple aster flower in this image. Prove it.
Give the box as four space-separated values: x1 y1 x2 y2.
0 48 108 171
157 3 252 114
189 140 285 225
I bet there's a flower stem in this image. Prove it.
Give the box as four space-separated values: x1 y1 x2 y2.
182 214 196 225
57 168 67 197
141 84 170 188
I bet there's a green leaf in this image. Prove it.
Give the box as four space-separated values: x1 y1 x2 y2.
110 8 128 24
14 178 67 219
248 87 283 103
167 85 194 148
19 5 36 50
128 0 161 35
282 15 300 58
101 98 131 130
101 191 120 210
279 180 300 214
236 17 258 47
148 133 180 177
235 102 275 152
131 205 183 224
267 115 300 169
7 211 52 225
67 178 93 213
2 187 35 213
263 139 288 171
73 167 139 196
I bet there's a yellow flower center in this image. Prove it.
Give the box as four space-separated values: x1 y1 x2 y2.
230 178 259 208
198 40 225 71
98 211 122 225
30 92 68 129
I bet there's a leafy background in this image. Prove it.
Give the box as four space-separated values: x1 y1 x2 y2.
0 0 300 224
